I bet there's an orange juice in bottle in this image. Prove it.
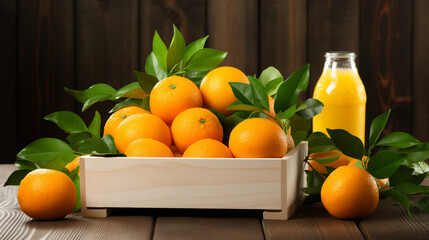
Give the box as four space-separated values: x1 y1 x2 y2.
310 52 366 169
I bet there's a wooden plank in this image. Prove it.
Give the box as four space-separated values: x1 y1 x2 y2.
76 0 139 123
358 198 429 240
17 0 75 155
308 0 359 96
206 0 258 75
260 0 307 78
153 217 264 240
413 0 429 141
140 0 206 65
263 203 364 240
0 165 154 240
0 0 17 164
360 0 412 135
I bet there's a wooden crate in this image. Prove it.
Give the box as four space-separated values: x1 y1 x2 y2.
80 141 308 220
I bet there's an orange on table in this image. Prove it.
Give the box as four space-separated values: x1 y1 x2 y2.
183 139 233 158
17 169 76 220
307 150 351 174
125 139 173 157
103 106 150 138
200 66 249 116
229 118 287 158
115 113 171 153
321 166 379 219
150 76 203 125
171 107 223 153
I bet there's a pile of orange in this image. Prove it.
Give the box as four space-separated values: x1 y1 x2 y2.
100 66 291 159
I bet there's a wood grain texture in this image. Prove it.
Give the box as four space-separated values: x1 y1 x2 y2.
260 0 307 78
153 217 264 240
82 157 283 210
0 165 154 240
358 198 429 240
76 0 139 123
206 0 259 75
17 0 75 154
360 0 412 135
413 0 429 141
0 0 17 164
263 203 364 240
140 0 206 66
308 0 359 97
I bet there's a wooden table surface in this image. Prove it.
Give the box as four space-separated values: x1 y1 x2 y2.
1 164 429 240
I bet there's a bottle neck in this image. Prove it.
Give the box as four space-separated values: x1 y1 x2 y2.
323 57 357 70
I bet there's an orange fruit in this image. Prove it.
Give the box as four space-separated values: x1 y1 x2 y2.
200 66 249 115
321 166 379 219
171 108 223 153
150 76 203 125
183 139 233 158
17 169 76 220
307 150 352 174
65 156 80 176
103 106 150 138
115 114 171 153
229 118 287 158
125 139 173 157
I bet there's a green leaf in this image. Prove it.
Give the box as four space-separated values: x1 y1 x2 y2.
381 189 411 215
65 84 116 111
353 160 366 170
222 116 243 145
296 98 324 120
369 109 391 149
278 105 297 119
183 35 208 64
327 129 364 160
17 138 77 169
145 52 167 80
291 130 308 146
310 155 341 165
135 70 159 95
307 132 337 154
306 170 324 190
152 31 168 71
367 151 407 179
301 187 322 195
3 169 32 186
67 132 92 147
266 77 283 96
142 96 150 111
185 48 227 72
226 101 261 112
15 159 39 170
209 109 226 122
167 25 186 72
88 111 101 138
248 76 269 111
377 132 421 149
416 197 429 212
102 134 118 153
259 66 283 87
44 111 88 133
248 111 269 119
114 82 142 98
395 143 429 163
408 174 427 185
274 64 309 113
75 138 111 154
393 182 429 194
109 98 143 113
403 160 429 175
73 175 81 211
290 114 311 134
389 165 414 186
228 82 254 106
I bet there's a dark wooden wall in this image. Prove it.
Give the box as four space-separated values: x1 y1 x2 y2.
1 0 428 164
